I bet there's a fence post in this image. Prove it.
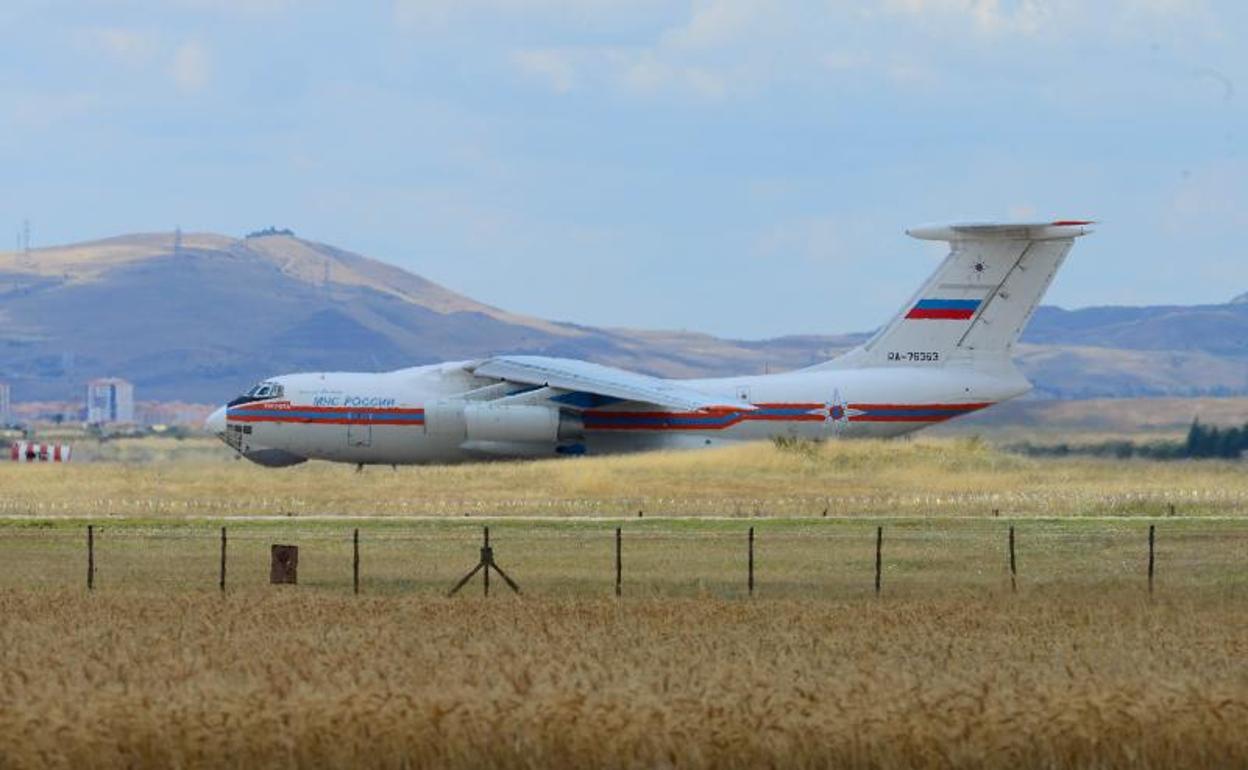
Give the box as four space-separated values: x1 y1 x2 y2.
614 527 622 598
1008 525 1017 593
483 527 490 597
87 525 95 591
219 526 227 592
1148 524 1155 594
748 526 755 596
269 545 299 584
353 528 360 595
874 526 883 596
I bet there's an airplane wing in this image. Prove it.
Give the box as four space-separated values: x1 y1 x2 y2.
468 355 750 412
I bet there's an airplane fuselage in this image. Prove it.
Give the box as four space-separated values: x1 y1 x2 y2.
214 360 1029 466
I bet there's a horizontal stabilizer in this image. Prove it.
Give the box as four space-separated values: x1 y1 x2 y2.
907 221 1094 242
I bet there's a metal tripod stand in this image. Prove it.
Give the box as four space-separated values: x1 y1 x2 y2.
448 526 521 597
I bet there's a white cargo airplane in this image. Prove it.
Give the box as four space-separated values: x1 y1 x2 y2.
205 221 1092 467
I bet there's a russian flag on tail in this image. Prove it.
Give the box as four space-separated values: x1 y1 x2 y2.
906 298 981 320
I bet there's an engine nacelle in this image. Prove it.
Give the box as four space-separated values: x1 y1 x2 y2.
462 404 582 444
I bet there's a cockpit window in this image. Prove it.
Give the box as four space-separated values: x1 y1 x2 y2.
246 382 283 399
228 381 284 407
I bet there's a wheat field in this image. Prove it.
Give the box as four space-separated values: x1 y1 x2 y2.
0 590 1245 769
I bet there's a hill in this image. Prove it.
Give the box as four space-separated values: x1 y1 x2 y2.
0 232 855 402
1018 304 1248 397
0 230 1244 402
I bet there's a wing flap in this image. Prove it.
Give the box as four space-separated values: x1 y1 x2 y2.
470 356 748 412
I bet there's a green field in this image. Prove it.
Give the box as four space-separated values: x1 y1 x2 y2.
2 516 1245 600
3 436 1248 597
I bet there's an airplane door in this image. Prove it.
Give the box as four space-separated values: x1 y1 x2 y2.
348 413 372 447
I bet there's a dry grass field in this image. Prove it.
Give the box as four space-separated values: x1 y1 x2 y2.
0 590 1245 769
931 395 1248 442
4 436 1248 517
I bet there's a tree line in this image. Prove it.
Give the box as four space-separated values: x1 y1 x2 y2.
1183 419 1248 459
1010 419 1248 461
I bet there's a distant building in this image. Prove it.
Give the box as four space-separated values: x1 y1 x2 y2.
134 401 216 427
86 378 135 424
0 382 10 425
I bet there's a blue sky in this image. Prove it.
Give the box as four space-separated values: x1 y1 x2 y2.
1 1 1245 338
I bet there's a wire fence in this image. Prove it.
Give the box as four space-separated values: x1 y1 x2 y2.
1 519 1246 599
7 487 1248 518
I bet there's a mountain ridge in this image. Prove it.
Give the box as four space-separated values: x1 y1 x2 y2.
0 231 1244 402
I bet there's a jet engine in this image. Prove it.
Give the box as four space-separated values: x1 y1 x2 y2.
426 401 584 453
462 403 583 444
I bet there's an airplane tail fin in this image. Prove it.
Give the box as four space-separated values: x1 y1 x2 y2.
824 221 1093 370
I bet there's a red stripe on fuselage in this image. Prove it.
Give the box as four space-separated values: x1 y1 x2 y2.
229 401 992 431
850 403 994 410
230 416 425 426
229 402 425 426
851 415 958 423
583 402 994 430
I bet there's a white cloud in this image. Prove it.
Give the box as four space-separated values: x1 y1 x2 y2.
619 53 731 99
1164 162 1248 231
393 0 663 30
820 50 941 89
500 0 1225 100
821 51 871 73
79 27 160 67
881 0 1050 36
505 0 791 99
880 0 1217 40
169 41 212 93
168 0 297 17
3 92 99 131
510 44 745 100
659 0 766 50
512 49 579 93
755 215 851 266
76 28 219 96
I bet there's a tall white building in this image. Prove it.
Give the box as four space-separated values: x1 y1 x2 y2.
0 382 10 425
86 378 135 424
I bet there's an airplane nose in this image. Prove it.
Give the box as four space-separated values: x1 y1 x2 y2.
205 406 227 435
